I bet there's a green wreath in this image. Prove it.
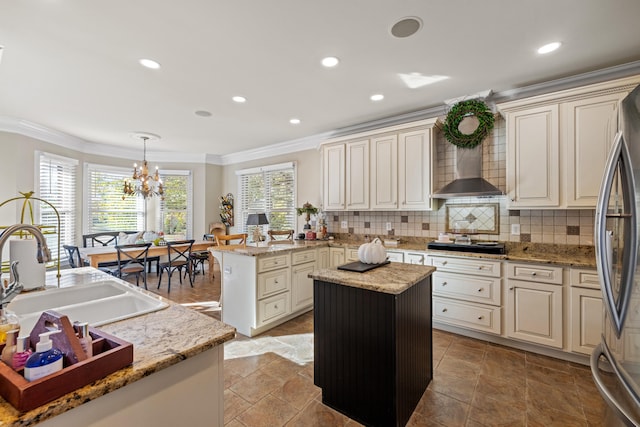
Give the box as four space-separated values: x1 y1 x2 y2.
443 99 495 149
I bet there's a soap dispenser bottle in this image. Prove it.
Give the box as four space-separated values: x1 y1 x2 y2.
12 335 32 370
77 322 93 357
24 330 63 382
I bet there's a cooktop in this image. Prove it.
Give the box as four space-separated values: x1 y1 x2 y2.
427 241 506 255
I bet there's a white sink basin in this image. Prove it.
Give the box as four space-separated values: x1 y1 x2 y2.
7 280 169 333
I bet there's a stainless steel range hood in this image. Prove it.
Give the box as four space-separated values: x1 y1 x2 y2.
433 145 503 198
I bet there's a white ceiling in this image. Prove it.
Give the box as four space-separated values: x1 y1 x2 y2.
1 0 640 160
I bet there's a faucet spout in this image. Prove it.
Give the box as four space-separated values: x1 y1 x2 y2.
0 224 51 298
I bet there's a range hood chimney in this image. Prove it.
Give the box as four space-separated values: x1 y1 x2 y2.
433 145 502 199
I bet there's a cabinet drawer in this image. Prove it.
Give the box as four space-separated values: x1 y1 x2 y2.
257 292 290 326
257 269 290 299
346 248 360 262
570 268 600 290
433 272 501 306
507 262 563 285
258 254 290 272
292 249 317 265
405 252 426 265
427 255 501 278
433 296 501 335
387 250 404 263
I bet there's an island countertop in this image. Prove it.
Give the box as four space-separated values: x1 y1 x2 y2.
309 262 435 295
0 267 236 426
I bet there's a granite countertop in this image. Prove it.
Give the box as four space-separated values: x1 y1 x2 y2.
212 236 597 268
309 262 436 295
0 268 236 426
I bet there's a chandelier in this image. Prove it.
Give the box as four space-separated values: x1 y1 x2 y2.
122 134 164 200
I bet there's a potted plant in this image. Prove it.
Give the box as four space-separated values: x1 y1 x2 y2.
296 202 318 230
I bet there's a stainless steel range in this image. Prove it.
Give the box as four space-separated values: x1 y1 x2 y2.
427 240 506 255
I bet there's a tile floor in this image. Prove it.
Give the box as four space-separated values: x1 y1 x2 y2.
134 265 611 426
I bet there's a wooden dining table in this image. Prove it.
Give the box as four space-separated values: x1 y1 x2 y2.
79 240 215 268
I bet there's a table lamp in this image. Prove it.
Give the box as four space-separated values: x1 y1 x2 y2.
247 213 269 243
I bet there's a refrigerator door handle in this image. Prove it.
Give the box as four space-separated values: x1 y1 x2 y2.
595 131 637 338
591 343 640 427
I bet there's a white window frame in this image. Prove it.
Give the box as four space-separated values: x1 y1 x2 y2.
236 161 296 236
35 151 79 263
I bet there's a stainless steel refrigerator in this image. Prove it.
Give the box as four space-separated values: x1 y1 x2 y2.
592 83 640 426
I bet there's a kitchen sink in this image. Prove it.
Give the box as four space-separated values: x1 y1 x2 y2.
7 279 169 333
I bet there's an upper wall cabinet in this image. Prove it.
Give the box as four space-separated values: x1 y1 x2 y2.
498 75 640 209
321 119 437 211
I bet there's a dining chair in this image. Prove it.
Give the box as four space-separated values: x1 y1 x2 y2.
268 229 294 243
62 244 88 268
214 233 247 249
157 239 195 292
188 234 216 277
82 232 120 247
116 243 151 289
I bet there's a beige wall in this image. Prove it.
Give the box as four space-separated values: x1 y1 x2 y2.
0 131 221 245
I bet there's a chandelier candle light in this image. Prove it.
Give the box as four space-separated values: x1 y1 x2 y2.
123 133 164 200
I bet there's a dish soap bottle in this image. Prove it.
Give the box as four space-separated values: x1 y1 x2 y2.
24 330 63 382
1 329 19 366
12 335 32 370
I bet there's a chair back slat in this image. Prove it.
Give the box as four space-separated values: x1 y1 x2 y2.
116 243 151 271
268 229 294 242
62 244 84 268
215 234 247 250
165 240 195 264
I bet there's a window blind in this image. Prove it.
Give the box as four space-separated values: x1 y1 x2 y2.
238 163 296 233
158 170 193 239
85 164 144 233
36 152 78 262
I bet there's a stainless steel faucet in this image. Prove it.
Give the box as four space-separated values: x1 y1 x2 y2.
0 224 51 304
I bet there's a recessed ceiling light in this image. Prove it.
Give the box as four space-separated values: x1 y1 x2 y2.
290 118 301 125
321 57 340 68
232 96 247 103
195 110 212 117
370 94 384 101
390 17 422 38
537 42 562 54
139 58 161 69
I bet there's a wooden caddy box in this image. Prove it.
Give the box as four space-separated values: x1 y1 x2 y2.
0 310 133 412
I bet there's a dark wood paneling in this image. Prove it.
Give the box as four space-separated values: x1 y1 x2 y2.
314 277 432 427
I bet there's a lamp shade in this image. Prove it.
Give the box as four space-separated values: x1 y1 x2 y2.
247 213 269 226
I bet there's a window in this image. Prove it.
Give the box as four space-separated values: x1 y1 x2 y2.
84 163 145 233
237 162 296 234
158 170 192 239
36 152 78 262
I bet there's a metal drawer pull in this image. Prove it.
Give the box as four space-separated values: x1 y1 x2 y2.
442 308 448 312
477 288 483 292
509 287 514 290
274 279 279 284
478 266 484 270
442 261 448 265
531 272 537 276
274 304 278 309
478 316 484 320
442 282 447 286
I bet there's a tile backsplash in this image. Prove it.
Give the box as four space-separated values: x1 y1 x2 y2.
324 116 595 246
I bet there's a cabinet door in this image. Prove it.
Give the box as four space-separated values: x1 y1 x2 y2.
346 139 369 210
317 248 330 269
371 134 398 209
570 287 603 355
564 92 625 207
323 144 345 210
506 279 563 348
506 105 560 208
329 247 345 268
292 261 315 311
398 129 433 210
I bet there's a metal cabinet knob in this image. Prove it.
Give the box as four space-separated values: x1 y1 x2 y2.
274 304 279 309
477 288 483 292
442 308 448 312
442 281 447 286
478 316 484 320
509 287 514 290
442 261 448 265
531 272 537 276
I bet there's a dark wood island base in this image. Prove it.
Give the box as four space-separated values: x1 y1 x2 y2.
312 263 434 427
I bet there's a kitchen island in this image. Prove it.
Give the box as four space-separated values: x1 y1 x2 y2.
0 268 235 426
310 262 435 427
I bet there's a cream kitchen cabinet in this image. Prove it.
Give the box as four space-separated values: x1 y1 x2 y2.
322 143 345 210
345 139 369 210
320 119 437 212
386 250 404 263
498 75 640 209
291 249 317 312
569 268 603 355
506 262 563 348
428 255 502 335
317 247 330 269
329 247 345 268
